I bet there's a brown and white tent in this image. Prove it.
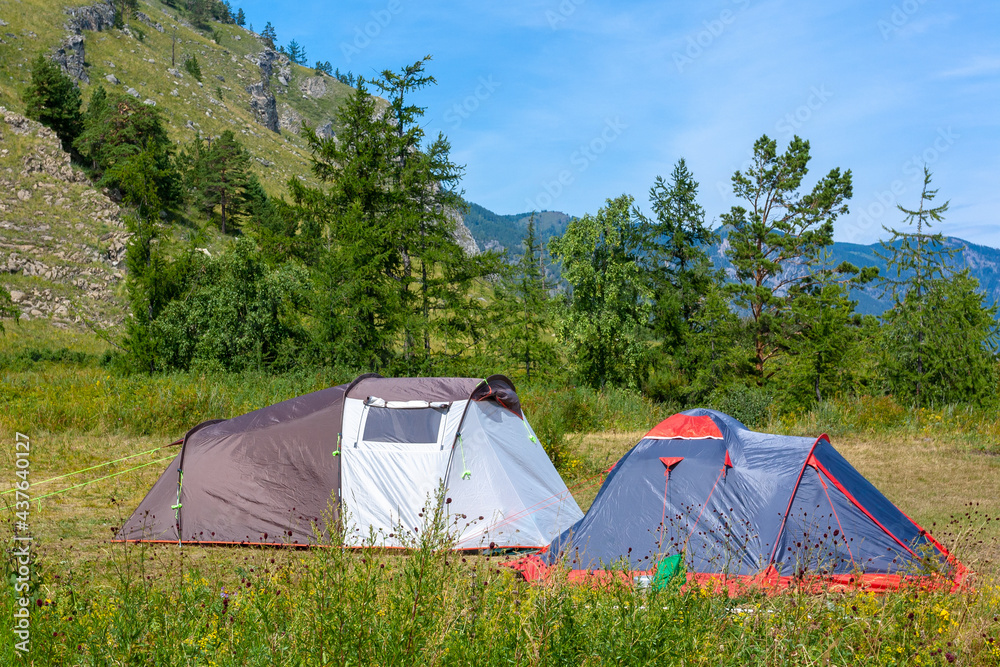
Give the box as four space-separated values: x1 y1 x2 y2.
116 374 583 549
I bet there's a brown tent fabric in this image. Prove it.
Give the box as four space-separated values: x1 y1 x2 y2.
118 383 353 545
116 374 541 547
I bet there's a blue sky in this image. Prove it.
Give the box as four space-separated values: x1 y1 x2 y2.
235 1 1000 247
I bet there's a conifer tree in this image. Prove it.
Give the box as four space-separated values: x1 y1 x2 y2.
721 134 852 382
75 93 179 216
286 39 307 65
23 55 82 152
784 250 875 406
186 130 251 233
235 7 246 26
260 22 277 49
643 158 719 356
498 215 557 381
292 77 402 368
293 58 495 371
877 168 999 405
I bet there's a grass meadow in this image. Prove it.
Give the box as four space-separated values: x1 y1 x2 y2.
2 327 1000 665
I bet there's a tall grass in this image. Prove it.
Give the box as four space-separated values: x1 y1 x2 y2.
3 495 998 666
0 365 357 436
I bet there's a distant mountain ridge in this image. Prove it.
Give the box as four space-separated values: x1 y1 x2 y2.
464 202 1000 316
461 202 573 255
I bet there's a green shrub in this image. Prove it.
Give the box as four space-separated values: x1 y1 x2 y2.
707 384 773 428
184 54 202 81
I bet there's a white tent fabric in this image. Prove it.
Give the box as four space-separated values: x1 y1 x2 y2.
340 397 583 548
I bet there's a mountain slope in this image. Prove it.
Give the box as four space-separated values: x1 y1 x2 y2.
461 202 572 255
711 231 1000 315
0 0 482 327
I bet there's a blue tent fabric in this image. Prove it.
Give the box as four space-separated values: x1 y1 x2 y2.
534 409 959 587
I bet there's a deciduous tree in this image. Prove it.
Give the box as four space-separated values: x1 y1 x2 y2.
549 194 652 389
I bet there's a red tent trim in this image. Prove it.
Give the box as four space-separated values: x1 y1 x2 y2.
505 555 964 595
644 414 723 440
767 434 828 567
806 454 921 560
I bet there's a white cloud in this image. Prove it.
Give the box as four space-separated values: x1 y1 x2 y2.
938 55 1000 79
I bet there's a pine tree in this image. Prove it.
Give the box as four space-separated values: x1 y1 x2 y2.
23 55 82 152
187 130 251 234
314 60 332 76
643 158 719 356
721 134 853 382
75 93 179 216
334 68 356 87
111 0 139 28
184 54 203 81
235 7 246 26
189 0 210 29
784 250 875 406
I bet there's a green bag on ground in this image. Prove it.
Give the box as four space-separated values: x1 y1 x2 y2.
651 553 684 591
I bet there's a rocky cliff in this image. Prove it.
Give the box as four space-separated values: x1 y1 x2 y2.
0 109 128 328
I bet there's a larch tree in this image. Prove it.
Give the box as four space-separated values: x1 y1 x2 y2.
877 168 999 405
23 55 82 152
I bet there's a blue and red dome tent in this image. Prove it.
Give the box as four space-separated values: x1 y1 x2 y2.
510 409 966 593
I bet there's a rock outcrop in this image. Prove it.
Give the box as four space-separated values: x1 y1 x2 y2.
53 1 117 83
451 209 480 257
245 49 282 133
65 1 116 34
134 11 164 33
299 76 326 99
316 122 335 139
0 108 127 328
247 82 279 133
278 104 302 134
52 34 88 83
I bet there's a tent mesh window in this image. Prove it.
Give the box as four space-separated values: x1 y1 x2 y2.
362 407 445 444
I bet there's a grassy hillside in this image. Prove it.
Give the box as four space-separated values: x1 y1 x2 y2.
0 0 363 327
